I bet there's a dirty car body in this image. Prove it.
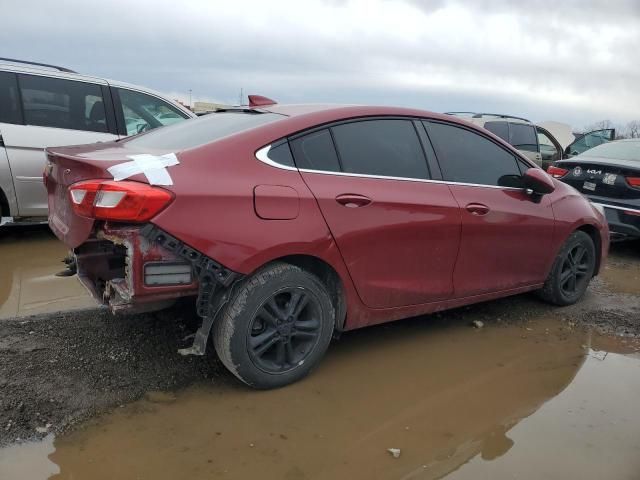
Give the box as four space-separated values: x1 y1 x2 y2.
46 102 609 388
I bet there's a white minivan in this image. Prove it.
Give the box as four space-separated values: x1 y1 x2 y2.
0 58 196 226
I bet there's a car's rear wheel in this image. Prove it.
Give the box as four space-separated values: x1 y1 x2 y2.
538 231 596 306
213 262 335 389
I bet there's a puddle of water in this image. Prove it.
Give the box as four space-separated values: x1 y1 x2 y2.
2 317 639 479
0 227 95 319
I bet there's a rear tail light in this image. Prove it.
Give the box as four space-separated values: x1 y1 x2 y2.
68 180 173 222
625 177 640 189
547 166 569 178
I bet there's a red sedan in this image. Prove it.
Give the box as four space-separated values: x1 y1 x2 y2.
45 100 608 388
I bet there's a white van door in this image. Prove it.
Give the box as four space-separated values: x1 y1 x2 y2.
3 73 118 217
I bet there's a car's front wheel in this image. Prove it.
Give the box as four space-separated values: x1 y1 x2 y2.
213 262 335 389
538 230 596 306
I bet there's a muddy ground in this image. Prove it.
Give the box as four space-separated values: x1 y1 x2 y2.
0 236 639 449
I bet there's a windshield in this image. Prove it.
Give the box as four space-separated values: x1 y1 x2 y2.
580 140 640 161
125 111 285 151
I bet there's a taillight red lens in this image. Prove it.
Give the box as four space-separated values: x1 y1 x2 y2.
547 166 569 178
68 180 173 222
625 177 640 188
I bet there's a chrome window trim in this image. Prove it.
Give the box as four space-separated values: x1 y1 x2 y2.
255 145 298 171
256 144 523 191
592 202 640 215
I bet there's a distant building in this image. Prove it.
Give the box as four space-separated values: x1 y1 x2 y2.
193 101 231 114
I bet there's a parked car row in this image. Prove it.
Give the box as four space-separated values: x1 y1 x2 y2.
445 112 616 170
0 58 195 225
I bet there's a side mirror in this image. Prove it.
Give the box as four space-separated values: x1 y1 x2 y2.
523 168 555 195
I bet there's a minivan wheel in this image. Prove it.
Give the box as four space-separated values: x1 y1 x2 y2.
538 231 596 306
213 262 335 389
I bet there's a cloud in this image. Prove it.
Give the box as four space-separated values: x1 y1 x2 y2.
1 0 638 127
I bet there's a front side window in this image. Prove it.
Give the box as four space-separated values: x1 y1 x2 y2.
537 129 560 162
18 74 107 132
426 121 522 187
0 72 21 124
290 129 341 172
116 88 189 136
331 120 429 179
509 123 538 152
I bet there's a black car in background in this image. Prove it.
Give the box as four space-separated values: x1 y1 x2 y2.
548 139 640 240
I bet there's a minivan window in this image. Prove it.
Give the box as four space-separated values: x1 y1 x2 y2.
290 129 341 172
18 74 108 132
331 120 429 179
125 112 283 150
116 88 190 136
484 121 509 142
0 72 21 124
509 123 538 152
426 121 522 187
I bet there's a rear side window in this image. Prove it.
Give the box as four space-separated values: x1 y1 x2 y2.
509 123 538 152
331 120 429 179
17 74 108 132
484 121 509 142
290 129 341 172
264 141 295 168
0 72 21 124
125 112 284 150
425 121 522 187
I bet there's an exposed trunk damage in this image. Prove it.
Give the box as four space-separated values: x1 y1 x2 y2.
73 224 199 314
69 223 242 356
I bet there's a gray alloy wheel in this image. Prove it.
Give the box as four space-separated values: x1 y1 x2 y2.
538 231 596 306
213 262 335 389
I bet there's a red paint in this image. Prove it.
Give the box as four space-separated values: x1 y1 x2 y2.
46 104 608 329
248 95 277 107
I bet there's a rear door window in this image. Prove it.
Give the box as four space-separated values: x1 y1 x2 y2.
290 129 341 172
509 123 538 152
425 121 522 187
0 72 21 124
115 88 190 136
17 74 108 132
331 119 429 179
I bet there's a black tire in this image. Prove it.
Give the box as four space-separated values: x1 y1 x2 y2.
212 262 335 389
538 231 596 306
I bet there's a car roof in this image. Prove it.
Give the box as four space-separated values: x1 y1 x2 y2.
445 112 533 125
0 60 195 118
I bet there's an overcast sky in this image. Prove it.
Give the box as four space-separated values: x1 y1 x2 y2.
2 0 639 129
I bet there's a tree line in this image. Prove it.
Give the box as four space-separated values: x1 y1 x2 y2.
583 120 640 139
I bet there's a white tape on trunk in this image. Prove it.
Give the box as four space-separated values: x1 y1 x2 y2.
107 153 180 185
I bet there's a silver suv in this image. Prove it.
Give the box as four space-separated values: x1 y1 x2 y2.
0 58 195 226
445 112 616 170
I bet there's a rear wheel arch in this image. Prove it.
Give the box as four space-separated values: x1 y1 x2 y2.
268 254 347 332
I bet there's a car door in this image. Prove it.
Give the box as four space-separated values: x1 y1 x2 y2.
536 126 563 170
566 129 616 157
111 87 191 137
0 71 21 218
292 118 461 309
424 120 555 298
1 73 118 217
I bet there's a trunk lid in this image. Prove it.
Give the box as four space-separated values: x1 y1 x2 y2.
555 156 640 200
46 143 172 248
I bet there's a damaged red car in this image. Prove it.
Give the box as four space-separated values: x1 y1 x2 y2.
46 100 609 388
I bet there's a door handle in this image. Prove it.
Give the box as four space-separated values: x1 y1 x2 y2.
335 193 372 208
465 203 490 216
